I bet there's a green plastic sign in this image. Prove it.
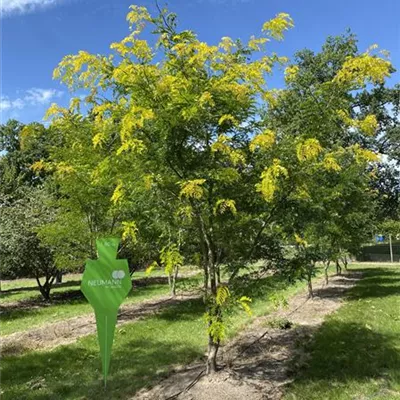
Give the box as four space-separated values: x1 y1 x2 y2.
81 237 132 385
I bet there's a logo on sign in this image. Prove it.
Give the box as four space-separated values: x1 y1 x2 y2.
112 270 125 280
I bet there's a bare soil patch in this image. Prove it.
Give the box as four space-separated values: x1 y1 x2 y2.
133 271 362 400
1 292 200 356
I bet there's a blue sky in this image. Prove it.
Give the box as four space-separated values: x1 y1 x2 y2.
1 0 399 124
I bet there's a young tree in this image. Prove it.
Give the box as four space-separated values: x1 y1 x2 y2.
47 5 296 373
47 6 393 371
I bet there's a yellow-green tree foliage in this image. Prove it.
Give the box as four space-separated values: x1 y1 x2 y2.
44 5 393 371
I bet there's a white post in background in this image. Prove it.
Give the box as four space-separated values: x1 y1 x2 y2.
389 234 394 263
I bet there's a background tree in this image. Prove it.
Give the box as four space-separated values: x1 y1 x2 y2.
260 33 391 293
0 120 59 288
0 119 88 286
0 187 58 300
0 120 52 196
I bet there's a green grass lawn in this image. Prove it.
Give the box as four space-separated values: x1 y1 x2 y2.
284 263 400 400
1 269 201 337
1 270 308 400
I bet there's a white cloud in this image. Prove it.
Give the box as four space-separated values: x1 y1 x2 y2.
11 98 25 109
0 96 25 111
24 88 63 105
0 98 11 111
0 88 63 112
1 0 63 16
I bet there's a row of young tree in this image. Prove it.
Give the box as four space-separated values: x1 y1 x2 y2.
1 5 399 372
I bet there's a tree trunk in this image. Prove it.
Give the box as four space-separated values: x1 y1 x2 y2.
200 236 209 302
56 270 63 284
307 277 313 299
202 262 209 302
336 259 342 275
42 286 51 301
170 266 179 297
36 277 51 301
307 264 314 299
198 213 220 374
206 334 219 374
167 273 172 295
324 261 330 285
216 264 221 284
36 270 56 301
207 259 219 374
193 200 222 374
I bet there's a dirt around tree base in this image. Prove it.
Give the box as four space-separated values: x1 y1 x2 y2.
132 271 362 400
1 292 200 356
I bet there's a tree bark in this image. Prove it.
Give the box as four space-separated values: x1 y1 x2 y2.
324 261 330 285
206 334 219 374
36 268 57 301
216 264 221 284
167 273 172 294
336 259 342 275
205 271 220 374
307 264 314 299
170 266 179 297
307 277 313 299
36 276 51 301
198 213 220 374
199 233 209 302
56 270 63 284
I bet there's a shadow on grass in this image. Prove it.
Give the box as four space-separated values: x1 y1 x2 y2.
1 300 206 400
118 296 204 323
0 280 82 297
285 266 400 398
346 267 400 301
0 284 171 326
1 336 204 400
310 271 363 300
153 297 205 322
286 321 400 395
0 276 170 299
232 270 295 301
1 275 197 304
0 290 87 312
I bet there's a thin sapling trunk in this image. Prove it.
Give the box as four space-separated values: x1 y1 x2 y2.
307 263 315 299
207 329 220 374
336 259 342 275
170 265 179 296
324 260 330 285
